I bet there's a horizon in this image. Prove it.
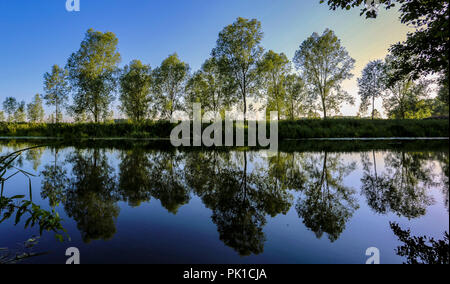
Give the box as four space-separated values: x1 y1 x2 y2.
0 0 412 118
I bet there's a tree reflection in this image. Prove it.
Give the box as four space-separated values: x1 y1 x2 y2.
147 151 190 214
25 147 44 171
434 152 449 212
118 148 153 207
185 150 293 256
361 151 435 219
63 149 119 243
41 148 68 208
390 222 449 264
296 152 358 242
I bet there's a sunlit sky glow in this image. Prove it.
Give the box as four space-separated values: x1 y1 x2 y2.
0 0 412 118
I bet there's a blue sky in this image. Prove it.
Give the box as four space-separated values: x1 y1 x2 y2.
0 0 411 117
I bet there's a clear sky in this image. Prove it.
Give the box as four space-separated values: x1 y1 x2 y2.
0 0 412 118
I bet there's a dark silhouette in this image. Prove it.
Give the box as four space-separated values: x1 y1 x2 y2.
390 222 449 264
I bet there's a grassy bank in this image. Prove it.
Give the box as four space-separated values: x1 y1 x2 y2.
0 119 448 140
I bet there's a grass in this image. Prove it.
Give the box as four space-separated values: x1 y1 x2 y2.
0 118 448 140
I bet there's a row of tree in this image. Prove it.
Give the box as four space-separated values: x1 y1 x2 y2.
1 2 448 123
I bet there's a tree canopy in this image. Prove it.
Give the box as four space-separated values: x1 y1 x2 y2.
294 29 355 118
44 65 70 123
119 60 153 122
66 29 121 123
152 53 190 120
212 17 264 121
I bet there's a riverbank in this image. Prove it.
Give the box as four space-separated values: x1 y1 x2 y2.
0 119 448 140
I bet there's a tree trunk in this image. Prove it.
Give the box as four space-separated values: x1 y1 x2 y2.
243 94 247 124
322 96 327 119
372 95 375 120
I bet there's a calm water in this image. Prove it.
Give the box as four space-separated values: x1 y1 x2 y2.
0 139 448 264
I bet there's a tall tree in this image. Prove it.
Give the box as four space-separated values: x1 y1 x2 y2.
434 75 449 116
185 58 236 119
257 50 291 120
14 101 26 122
66 29 121 123
383 55 432 119
2 97 17 122
284 74 309 120
0 111 4 122
119 60 153 122
358 60 385 119
27 94 45 123
43 65 70 123
383 78 431 119
212 17 264 122
321 0 449 85
152 53 190 120
294 29 355 119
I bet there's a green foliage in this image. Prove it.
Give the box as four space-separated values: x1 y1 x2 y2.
27 94 45 123
152 53 190 119
358 60 385 119
391 222 449 264
0 119 447 140
119 60 153 122
383 73 431 119
283 74 309 120
294 29 355 118
2 97 18 122
212 17 264 120
14 101 27 123
0 196 66 237
0 147 68 245
257 50 291 120
66 29 121 123
43 65 70 123
185 58 236 119
321 0 449 85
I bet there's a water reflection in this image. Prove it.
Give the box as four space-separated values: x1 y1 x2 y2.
361 151 438 219
1 140 448 263
185 151 292 256
296 152 358 242
63 149 119 243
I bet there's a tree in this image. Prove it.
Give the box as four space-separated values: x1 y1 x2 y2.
434 75 449 116
294 29 355 119
43 65 70 123
14 101 26 123
152 53 190 120
185 58 236 119
66 29 121 123
2 97 17 122
0 111 4 122
257 50 291 120
383 76 431 119
283 74 309 120
358 60 385 119
27 94 45 123
321 0 449 85
212 17 264 122
119 60 153 122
